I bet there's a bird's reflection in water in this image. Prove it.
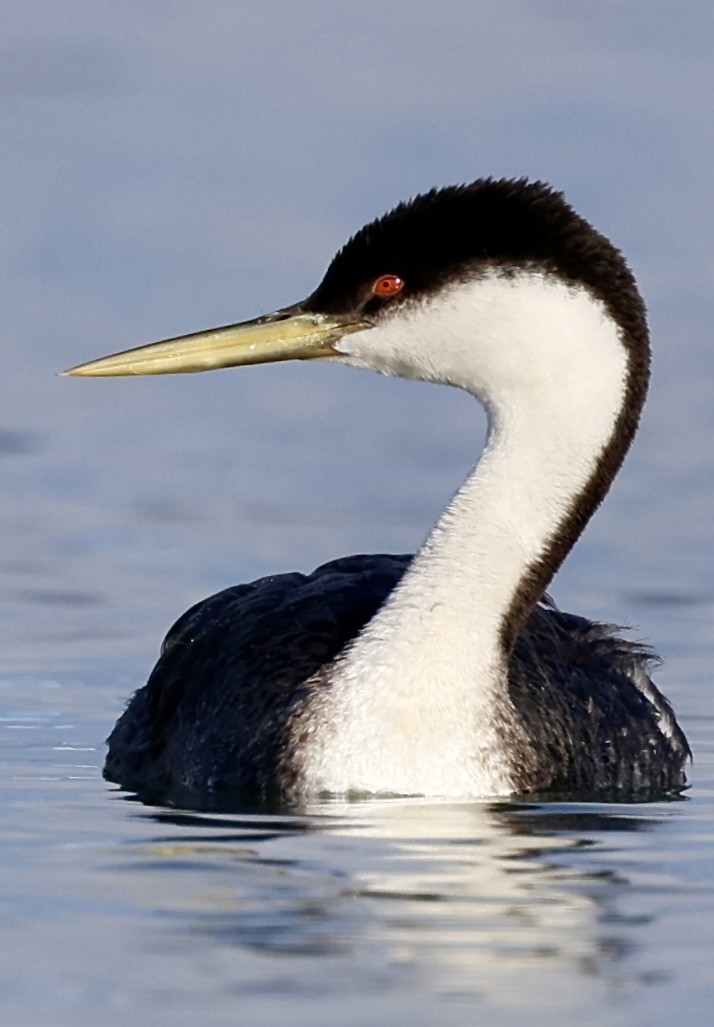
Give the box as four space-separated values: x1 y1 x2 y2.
105 793 681 1004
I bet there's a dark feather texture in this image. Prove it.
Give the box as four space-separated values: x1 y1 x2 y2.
105 555 689 804
102 178 689 806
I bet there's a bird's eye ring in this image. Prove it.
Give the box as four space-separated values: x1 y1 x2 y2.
371 274 404 297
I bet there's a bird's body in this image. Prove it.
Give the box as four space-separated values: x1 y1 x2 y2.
66 178 690 804
104 555 684 802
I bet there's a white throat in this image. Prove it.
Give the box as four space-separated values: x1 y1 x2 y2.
296 273 630 798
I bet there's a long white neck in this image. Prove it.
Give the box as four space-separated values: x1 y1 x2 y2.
297 274 631 797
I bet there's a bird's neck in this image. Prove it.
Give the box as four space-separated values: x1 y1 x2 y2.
298 278 640 796
353 276 637 659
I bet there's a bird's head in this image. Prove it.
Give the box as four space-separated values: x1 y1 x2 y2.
62 179 647 405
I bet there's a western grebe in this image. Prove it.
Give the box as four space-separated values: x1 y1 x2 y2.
64 178 689 803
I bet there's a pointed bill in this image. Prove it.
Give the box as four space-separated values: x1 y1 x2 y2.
61 310 370 377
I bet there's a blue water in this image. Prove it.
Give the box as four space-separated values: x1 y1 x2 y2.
1 669 712 1027
2 3 714 1024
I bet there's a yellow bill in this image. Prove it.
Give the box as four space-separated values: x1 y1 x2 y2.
61 309 370 377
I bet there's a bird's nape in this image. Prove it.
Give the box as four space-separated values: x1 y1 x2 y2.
63 177 689 805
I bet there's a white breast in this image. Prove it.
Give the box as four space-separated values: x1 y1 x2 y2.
295 273 629 798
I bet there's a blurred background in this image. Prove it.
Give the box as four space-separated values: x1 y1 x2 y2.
2 6 714 1026
1 0 712 689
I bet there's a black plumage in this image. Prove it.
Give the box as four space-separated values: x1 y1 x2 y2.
64 177 692 806
105 555 689 804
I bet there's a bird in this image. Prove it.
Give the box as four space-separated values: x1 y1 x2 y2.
63 178 690 805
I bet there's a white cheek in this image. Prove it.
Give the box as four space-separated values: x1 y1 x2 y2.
297 270 641 798
331 324 413 377
332 274 626 415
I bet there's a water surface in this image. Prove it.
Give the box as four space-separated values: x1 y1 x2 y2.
2 3 714 1025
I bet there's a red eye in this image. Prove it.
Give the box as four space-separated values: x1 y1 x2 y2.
371 274 404 297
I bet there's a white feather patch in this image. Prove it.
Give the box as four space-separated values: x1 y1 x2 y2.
296 273 629 797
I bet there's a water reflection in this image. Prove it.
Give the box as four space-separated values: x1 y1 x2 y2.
102 797 681 1005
